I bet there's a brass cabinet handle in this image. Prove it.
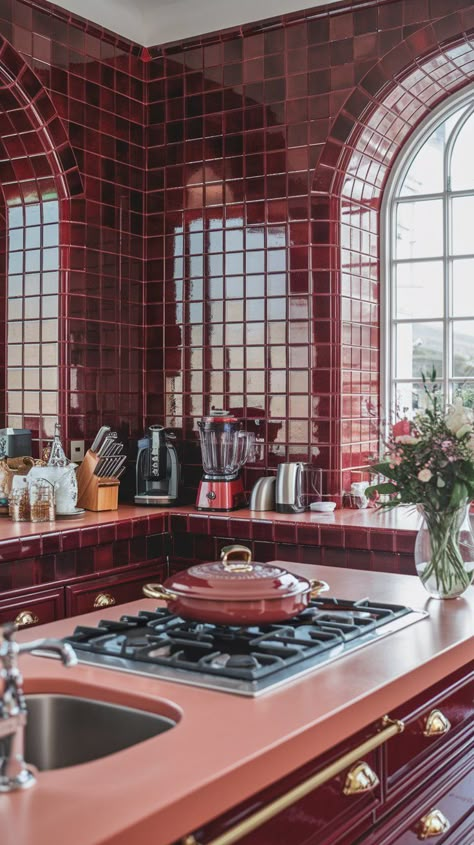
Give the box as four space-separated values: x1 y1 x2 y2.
14 610 40 627
343 761 380 795
93 592 116 609
143 583 178 602
423 709 451 737
181 715 404 845
417 808 450 839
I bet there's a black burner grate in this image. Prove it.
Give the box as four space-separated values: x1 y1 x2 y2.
64 598 414 684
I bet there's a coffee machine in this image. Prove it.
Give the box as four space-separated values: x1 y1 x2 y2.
196 411 255 511
135 425 180 505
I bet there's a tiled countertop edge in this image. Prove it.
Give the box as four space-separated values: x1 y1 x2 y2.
0 504 421 562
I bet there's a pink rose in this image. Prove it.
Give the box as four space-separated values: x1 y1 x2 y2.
417 468 432 483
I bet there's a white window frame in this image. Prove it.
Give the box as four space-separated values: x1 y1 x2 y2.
381 83 474 423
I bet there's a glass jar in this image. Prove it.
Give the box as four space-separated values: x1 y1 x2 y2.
29 478 55 522
9 480 31 521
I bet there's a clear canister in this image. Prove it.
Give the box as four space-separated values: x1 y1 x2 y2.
29 478 55 522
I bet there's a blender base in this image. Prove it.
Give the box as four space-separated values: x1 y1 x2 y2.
195 478 247 511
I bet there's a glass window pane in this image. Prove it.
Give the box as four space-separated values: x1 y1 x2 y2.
452 259 474 317
450 112 474 191
453 321 474 377
454 382 474 408
451 196 474 255
393 381 442 419
395 261 443 319
396 322 444 379
399 125 445 196
395 200 443 259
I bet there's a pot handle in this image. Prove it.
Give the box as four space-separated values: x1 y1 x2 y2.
143 583 179 602
310 579 330 597
220 545 254 573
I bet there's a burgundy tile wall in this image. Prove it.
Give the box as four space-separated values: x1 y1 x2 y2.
0 0 146 454
146 0 474 502
1 0 474 501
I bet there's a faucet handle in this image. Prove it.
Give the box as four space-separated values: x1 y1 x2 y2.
18 638 77 667
0 621 17 642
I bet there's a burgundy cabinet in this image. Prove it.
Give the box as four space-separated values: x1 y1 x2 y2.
177 665 474 845
0 586 65 629
65 564 164 616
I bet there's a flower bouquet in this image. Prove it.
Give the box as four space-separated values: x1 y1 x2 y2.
366 372 474 598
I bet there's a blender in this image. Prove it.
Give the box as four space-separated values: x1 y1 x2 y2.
196 411 255 511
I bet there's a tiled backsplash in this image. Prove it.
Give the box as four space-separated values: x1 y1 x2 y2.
147 0 474 501
1 0 473 496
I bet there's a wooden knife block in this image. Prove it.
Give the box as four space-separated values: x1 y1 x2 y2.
76 450 120 511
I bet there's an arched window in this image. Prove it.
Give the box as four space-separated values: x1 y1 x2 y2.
383 89 474 419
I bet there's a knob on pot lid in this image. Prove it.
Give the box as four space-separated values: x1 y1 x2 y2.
164 545 311 601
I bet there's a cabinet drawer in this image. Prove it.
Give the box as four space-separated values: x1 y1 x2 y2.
0 587 64 628
386 665 474 792
184 750 381 845
370 757 474 845
65 564 165 617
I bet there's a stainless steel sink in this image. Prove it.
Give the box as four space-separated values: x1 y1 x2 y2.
24 694 176 771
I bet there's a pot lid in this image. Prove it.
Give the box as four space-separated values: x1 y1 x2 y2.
164 545 310 601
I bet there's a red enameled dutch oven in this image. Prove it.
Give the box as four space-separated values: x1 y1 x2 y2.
143 545 329 625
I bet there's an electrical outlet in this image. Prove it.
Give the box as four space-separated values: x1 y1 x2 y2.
70 440 85 462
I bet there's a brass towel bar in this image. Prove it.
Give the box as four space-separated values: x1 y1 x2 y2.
181 715 405 845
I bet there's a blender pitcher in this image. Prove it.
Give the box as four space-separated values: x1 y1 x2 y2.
196 411 255 511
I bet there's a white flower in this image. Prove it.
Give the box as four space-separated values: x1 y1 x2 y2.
395 435 419 445
445 398 473 435
418 468 432 483
455 423 473 440
437 476 446 488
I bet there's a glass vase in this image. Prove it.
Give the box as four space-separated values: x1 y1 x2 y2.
414 503 474 599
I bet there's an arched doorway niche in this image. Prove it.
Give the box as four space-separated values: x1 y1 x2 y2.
0 37 83 454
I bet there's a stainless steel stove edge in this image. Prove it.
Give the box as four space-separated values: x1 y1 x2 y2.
39 607 429 698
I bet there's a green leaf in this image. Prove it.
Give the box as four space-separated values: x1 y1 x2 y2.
369 463 399 480
367 482 398 496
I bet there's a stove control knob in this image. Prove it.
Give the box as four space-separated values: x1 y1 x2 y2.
206 491 216 500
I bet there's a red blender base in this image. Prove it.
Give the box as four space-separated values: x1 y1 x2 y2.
196 478 247 511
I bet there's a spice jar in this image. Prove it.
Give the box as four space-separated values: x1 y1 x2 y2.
9 479 31 521
29 478 55 522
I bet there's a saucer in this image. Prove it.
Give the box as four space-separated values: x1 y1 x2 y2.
55 508 86 519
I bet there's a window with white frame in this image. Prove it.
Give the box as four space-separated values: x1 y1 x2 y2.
383 90 474 419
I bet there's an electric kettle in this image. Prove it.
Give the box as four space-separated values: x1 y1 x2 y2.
275 463 305 513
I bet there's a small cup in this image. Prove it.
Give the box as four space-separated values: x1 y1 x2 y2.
29 478 55 522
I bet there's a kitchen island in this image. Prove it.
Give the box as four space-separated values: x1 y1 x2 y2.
1 564 473 845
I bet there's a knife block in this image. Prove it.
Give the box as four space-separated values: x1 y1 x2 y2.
76 450 120 511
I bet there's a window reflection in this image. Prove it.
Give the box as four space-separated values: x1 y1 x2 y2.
6 199 59 441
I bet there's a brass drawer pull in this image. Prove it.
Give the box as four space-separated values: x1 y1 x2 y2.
343 761 379 795
417 808 450 839
423 709 451 737
93 592 116 609
181 715 404 845
14 610 40 627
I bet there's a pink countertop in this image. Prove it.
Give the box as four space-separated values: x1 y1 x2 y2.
1 564 473 845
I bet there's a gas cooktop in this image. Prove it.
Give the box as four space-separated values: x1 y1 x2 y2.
60 598 428 696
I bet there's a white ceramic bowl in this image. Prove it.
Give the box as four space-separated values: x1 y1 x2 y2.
309 501 337 512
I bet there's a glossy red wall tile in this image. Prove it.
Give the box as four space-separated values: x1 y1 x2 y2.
146 0 474 502
0 0 146 455
1 0 474 503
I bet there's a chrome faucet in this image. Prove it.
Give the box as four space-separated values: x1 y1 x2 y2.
0 621 77 792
